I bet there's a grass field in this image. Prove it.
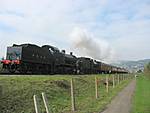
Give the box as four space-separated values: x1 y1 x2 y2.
132 73 150 113
0 74 131 113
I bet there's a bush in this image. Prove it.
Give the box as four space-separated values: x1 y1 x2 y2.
144 62 150 78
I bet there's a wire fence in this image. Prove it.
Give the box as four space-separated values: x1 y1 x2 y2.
33 74 134 113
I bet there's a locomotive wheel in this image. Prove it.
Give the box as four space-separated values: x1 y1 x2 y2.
19 64 28 74
8 64 16 73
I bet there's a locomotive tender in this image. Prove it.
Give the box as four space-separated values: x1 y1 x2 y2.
1 43 128 74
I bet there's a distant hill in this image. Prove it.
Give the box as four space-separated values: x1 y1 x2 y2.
112 59 150 72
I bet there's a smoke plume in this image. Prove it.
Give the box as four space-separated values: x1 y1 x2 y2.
69 27 115 63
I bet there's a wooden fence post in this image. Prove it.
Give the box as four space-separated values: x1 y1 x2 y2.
95 76 98 99
113 75 115 88
71 78 76 111
42 92 50 113
106 75 109 93
124 75 125 81
33 95 39 113
117 74 119 84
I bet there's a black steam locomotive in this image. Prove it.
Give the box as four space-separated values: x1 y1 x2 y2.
1 44 128 74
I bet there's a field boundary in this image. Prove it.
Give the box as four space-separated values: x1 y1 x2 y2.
30 74 133 113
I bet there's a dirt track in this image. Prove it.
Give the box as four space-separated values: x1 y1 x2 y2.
101 79 136 113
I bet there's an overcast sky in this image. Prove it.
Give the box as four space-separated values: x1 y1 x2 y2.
0 0 150 61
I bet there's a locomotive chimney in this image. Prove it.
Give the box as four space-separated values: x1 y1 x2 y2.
70 52 73 55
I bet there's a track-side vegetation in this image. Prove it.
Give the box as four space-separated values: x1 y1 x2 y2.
144 62 150 79
0 74 131 113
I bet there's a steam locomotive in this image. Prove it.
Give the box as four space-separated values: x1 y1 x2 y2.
0 44 128 74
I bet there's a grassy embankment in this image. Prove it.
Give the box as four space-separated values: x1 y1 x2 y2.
132 73 150 113
0 74 131 113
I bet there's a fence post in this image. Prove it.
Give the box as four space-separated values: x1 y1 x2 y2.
71 78 76 111
113 75 115 88
117 74 119 84
124 74 125 81
106 75 109 93
42 92 50 113
95 76 98 99
33 95 39 113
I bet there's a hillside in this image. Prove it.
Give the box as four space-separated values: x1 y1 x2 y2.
113 59 150 72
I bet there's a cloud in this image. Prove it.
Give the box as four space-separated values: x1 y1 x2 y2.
0 0 74 57
0 0 150 61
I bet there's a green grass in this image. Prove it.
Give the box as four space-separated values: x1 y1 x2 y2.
0 74 131 113
132 73 150 113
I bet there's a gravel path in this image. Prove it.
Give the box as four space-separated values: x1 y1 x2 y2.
101 80 136 113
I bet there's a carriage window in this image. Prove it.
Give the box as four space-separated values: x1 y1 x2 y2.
7 47 22 60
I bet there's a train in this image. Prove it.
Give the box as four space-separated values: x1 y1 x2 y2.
0 43 128 74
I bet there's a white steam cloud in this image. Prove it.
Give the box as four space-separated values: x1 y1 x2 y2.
69 27 115 63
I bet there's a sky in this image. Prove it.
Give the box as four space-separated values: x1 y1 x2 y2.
0 0 150 62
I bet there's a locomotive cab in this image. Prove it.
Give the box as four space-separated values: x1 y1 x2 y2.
1 46 22 73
